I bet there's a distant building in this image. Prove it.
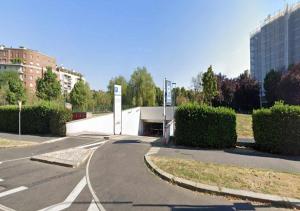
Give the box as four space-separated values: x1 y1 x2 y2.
0 45 85 94
0 45 56 93
250 3 300 95
57 66 85 94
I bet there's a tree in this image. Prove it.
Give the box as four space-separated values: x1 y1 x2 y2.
107 76 128 105
70 79 92 111
128 67 156 106
264 69 282 106
213 74 236 107
279 64 300 105
202 65 218 105
92 90 112 112
0 71 26 105
191 72 202 92
234 70 260 111
155 86 163 106
36 67 61 101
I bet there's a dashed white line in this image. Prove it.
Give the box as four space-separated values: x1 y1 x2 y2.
38 176 87 211
0 186 28 198
0 179 3 182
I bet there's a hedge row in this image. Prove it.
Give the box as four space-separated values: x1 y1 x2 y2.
253 104 300 155
175 104 237 148
0 102 72 136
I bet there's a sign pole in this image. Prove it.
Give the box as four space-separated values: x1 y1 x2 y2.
163 78 166 141
18 101 22 136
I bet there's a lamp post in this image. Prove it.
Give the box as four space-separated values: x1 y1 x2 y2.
18 101 22 136
172 82 176 119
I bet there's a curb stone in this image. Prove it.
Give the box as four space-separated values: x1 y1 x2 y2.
144 154 300 209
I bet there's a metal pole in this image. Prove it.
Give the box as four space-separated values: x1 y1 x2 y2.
163 78 166 141
19 109 21 136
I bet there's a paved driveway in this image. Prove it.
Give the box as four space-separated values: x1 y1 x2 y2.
89 137 288 210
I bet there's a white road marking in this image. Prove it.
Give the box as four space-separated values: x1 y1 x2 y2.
87 199 100 211
0 179 3 182
0 156 31 164
42 137 68 144
38 176 87 211
86 145 106 211
0 203 16 211
0 186 28 198
76 141 106 149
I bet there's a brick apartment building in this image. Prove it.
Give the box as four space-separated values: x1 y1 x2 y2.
0 45 56 93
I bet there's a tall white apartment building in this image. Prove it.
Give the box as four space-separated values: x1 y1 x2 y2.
57 66 85 94
250 3 300 94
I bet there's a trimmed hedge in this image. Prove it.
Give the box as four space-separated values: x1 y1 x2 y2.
175 104 237 148
0 102 72 136
253 104 300 155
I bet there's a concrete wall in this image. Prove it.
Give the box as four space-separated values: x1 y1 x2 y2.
121 107 142 136
66 113 114 136
66 107 142 136
140 107 175 122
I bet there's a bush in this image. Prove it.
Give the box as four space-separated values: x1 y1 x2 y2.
0 102 72 136
175 104 237 148
253 103 300 155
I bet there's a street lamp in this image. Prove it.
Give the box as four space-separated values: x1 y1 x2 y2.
172 82 176 119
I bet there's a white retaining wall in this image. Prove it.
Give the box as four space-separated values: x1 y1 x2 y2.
66 107 141 136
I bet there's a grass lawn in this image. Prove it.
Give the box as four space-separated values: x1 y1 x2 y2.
0 138 36 148
150 156 300 199
236 113 253 138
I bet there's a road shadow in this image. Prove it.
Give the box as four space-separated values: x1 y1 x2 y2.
99 201 283 210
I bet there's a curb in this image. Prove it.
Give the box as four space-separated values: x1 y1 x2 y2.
144 155 300 209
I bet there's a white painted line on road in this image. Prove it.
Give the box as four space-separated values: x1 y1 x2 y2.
42 137 68 144
0 156 31 164
38 176 87 211
86 146 106 211
0 186 28 198
76 141 106 149
0 203 16 211
0 179 3 182
87 199 100 211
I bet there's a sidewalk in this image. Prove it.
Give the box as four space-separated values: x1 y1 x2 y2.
155 145 300 174
0 132 60 143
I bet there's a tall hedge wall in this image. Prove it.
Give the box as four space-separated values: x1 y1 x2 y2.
0 102 72 136
175 104 237 148
253 104 300 155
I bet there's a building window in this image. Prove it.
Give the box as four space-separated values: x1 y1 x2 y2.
30 76 33 80
30 83 33 88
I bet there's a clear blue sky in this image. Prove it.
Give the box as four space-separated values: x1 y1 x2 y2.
0 0 297 90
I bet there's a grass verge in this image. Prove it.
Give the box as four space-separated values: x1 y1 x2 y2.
237 113 253 139
150 156 300 199
0 138 37 148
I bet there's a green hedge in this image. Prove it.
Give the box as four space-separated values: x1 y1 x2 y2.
175 104 237 148
253 104 300 155
0 102 72 136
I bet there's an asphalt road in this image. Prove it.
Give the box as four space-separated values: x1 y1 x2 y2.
88 138 289 211
0 135 292 211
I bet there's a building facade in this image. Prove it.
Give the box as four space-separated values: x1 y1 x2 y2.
0 45 56 93
57 66 85 94
250 3 300 94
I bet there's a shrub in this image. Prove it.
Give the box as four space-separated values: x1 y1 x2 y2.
253 103 300 155
0 102 72 136
175 103 237 148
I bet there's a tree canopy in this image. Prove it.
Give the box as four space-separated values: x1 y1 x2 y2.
36 67 61 101
202 65 218 105
70 79 92 111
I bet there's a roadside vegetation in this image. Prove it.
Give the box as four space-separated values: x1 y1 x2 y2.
0 138 36 148
151 156 300 199
236 113 253 138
